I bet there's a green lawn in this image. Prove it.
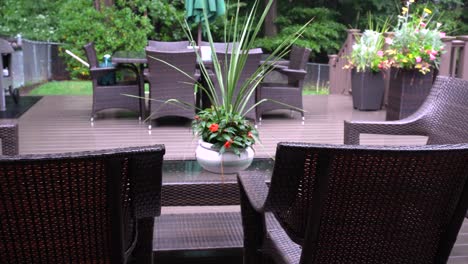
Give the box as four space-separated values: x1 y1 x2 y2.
30 81 329 96
30 81 92 95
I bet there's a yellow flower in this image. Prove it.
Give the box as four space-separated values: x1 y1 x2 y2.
402 58 408 63
402 7 408 14
409 0 414 2
385 49 397 55
415 64 422 69
408 54 413 59
424 8 432 14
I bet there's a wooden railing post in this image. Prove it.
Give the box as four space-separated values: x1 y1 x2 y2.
458 36 468 80
328 29 360 94
439 36 456 76
382 32 394 106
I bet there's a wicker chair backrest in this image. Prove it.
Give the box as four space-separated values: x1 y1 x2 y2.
266 142 468 263
147 40 190 51
215 49 262 119
83 42 98 68
420 76 468 144
288 45 311 70
200 41 239 53
0 145 165 263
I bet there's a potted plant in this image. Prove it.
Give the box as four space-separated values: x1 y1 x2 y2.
346 27 389 111
385 1 445 120
155 0 310 174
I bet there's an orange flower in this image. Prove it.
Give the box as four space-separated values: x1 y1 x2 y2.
224 139 233 148
247 131 253 138
209 123 219 132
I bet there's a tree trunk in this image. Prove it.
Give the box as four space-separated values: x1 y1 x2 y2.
264 0 278 37
93 0 114 11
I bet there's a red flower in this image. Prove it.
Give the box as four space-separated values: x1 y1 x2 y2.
247 131 253 138
194 115 200 120
209 123 219 133
224 139 233 148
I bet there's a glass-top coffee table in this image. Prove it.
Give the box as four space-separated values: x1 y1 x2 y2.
161 158 274 206
154 158 274 259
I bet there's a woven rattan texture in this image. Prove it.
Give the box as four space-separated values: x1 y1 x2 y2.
257 45 311 120
162 182 239 206
214 49 262 121
145 48 197 121
0 145 165 264
239 143 468 264
147 40 189 51
84 42 142 119
0 122 18 155
344 76 468 145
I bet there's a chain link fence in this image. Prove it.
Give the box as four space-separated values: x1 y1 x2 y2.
11 39 69 88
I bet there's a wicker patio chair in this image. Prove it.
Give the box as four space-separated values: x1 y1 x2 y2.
145 47 197 128
238 142 468 264
147 40 190 51
0 144 165 264
256 45 311 121
344 76 468 145
84 42 143 121
0 122 18 155
212 48 263 121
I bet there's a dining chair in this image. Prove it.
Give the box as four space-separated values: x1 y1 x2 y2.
212 48 263 121
147 40 190 51
145 47 197 128
83 42 143 121
238 142 468 264
256 45 311 121
0 144 165 264
0 122 18 155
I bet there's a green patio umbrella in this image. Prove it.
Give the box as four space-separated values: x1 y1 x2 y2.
185 0 226 45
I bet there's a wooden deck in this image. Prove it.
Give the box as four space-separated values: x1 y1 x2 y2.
11 94 468 262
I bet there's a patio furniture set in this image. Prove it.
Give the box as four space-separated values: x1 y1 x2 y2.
0 76 468 263
83 41 312 128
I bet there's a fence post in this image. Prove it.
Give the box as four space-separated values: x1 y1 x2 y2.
439 36 456 76
458 36 468 80
328 29 360 94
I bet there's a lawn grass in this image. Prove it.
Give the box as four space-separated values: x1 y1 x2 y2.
30 81 92 95
31 80 329 96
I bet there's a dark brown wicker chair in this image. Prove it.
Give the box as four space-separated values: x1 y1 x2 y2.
344 76 468 145
256 45 311 121
0 144 165 264
147 40 190 51
145 47 197 128
83 42 143 121
238 142 468 264
0 122 18 155
211 48 263 121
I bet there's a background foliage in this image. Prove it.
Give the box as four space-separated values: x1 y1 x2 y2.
0 0 466 78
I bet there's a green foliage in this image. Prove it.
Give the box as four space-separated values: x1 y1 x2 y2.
30 81 92 95
256 7 347 61
192 107 257 155
347 30 388 72
56 0 152 78
387 3 444 74
0 0 65 41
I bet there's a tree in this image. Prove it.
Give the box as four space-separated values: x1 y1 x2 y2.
264 0 278 37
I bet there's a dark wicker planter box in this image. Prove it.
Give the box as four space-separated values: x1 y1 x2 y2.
386 68 433 121
351 70 385 111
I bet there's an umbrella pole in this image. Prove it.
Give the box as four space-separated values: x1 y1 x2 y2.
197 23 202 46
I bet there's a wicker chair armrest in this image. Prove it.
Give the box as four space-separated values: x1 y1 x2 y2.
237 171 269 212
344 118 425 145
279 68 307 80
89 66 117 79
0 122 18 156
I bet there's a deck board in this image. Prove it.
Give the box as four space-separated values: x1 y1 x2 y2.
11 94 467 261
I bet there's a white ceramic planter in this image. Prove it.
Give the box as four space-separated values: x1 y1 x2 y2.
195 140 254 174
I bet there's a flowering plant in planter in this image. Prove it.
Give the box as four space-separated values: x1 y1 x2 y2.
386 1 445 74
346 29 389 72
192 107 258 155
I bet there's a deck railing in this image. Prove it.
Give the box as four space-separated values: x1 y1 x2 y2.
329 31 468 95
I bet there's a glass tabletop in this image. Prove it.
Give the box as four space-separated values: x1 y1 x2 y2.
162 158 274 184
112 50 146 64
